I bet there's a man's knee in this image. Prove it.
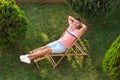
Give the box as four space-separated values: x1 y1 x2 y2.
46 48 52 54
41 45 49 49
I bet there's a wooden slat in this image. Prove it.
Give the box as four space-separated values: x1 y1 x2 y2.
49 53 88 56
34 56 48 62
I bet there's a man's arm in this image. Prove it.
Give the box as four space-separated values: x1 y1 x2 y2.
78 23 87 37
60 16 75 39
68 16 76 25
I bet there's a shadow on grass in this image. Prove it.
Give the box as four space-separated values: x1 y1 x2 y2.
36 55 104 80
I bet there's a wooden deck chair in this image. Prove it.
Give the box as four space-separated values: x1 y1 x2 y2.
30 28 88 68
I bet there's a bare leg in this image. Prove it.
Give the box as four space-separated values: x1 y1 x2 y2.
28 46 52 60
30 46 49 53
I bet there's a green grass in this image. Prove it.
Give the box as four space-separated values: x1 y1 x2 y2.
0 3 120 80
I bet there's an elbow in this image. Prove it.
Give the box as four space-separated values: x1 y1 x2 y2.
68 16 71 20
83 25 88 31
81 23 87 30
68 16 71 18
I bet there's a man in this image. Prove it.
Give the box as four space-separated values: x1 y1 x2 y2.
20 16 87 64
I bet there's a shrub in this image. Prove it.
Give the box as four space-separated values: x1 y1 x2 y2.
67 0 117 17
103 36 120 80
0 0 28 47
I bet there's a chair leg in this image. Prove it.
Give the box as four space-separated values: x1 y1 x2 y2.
35 62 40 69
47 56 56 68
54 55 65 68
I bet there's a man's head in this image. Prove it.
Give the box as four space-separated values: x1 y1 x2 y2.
73 18 82 29
76 18 81 22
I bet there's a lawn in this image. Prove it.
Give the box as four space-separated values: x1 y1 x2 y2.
0 3 120 80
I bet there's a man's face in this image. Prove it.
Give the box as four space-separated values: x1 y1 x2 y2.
73 20 81 28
